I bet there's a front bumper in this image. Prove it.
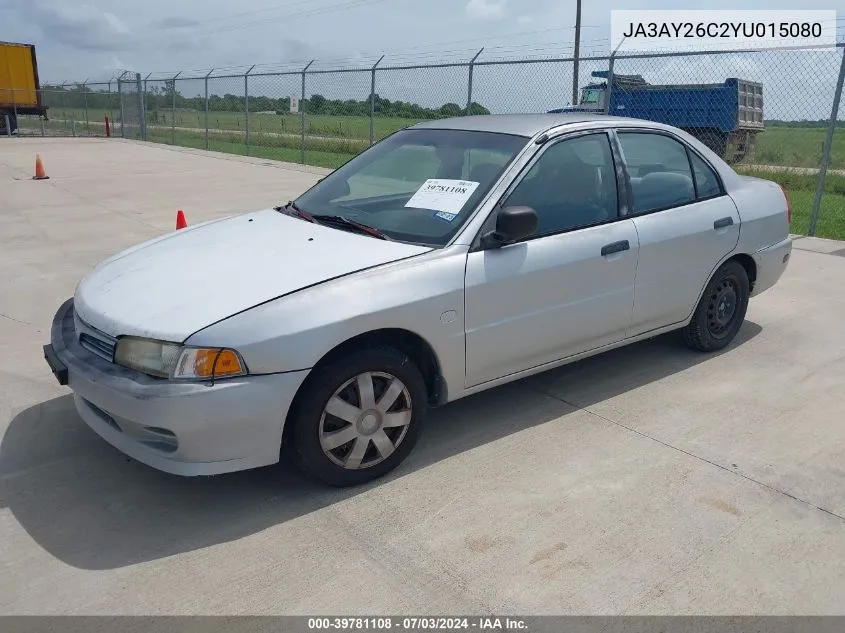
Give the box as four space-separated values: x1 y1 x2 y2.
44 298 309 476
750 236 793 297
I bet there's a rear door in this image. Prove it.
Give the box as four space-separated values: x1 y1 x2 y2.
615 129 741 336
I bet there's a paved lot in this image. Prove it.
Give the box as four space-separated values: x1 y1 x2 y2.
1 137 844 615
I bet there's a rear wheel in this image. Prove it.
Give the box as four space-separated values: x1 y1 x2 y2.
0 112 17 135
683 260 750 352
288 347 428 487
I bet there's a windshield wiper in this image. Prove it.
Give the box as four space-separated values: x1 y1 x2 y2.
311 215 391 240
276 203 389 240
276 201 317 223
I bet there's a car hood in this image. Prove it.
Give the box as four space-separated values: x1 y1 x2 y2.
73 208 431 341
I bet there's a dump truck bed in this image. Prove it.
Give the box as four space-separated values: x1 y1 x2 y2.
0 41 45 115
610 78 764 133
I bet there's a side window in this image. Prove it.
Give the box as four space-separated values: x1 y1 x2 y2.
504 133 619 238
617 133 695 214
689 151 723 199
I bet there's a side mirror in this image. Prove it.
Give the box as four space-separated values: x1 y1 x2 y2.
480 206 538 249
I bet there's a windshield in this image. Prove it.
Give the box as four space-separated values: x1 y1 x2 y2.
580 89 601 104
292 128 528 246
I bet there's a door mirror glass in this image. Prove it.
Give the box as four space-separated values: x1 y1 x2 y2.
481 206 538 249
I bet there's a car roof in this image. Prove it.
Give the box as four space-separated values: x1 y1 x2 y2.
407 113 655 138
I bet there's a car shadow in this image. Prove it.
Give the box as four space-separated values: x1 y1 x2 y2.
0 323 761 570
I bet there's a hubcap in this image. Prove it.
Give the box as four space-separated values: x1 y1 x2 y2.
319 371 413 470
707 278 739 338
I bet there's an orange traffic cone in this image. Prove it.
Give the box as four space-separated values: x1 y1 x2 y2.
176 209 188 230
33 154 49 180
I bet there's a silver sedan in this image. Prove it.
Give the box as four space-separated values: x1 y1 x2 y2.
44 113 792 486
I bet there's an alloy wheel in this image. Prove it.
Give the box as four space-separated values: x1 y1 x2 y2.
319 371 413 470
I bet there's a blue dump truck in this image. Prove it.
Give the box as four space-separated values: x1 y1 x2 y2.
551 71 764 164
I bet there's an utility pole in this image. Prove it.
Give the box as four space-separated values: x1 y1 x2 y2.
572 0 582 106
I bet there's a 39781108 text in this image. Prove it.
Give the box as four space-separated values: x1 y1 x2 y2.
307 617 529 630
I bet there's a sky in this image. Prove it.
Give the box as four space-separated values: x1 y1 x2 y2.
1 0 843 118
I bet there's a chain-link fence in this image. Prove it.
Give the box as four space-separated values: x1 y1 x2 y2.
3 44 844 237
1 82 120 137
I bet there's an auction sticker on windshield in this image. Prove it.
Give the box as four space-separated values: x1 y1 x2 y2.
405 179 480 215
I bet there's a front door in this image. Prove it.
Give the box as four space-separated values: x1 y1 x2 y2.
464 131 640 388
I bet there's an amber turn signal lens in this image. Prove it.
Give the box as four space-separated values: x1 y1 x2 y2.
174 347 246 379
195 349 243 378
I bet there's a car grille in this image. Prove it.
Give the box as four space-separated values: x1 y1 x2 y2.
79 333 116 361
74 311 117 362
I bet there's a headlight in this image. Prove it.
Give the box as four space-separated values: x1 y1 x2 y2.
114 337 247 380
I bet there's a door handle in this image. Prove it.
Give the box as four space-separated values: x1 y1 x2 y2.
713 216 734 229
601 240 630 256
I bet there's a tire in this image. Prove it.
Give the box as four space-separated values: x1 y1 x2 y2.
287 347 428 487
683 260 750 352
0 113 17 135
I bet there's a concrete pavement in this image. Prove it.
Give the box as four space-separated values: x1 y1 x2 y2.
1 137 844 615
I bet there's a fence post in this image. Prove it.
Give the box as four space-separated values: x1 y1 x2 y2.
603 38 627 114
301 60 314 164
605 54 615 114
143 72 152 140
245 65 255 156
205 69 214 151
70 87 76 136
136 73 147 141
466 48 484 114
3 115 9 137
369 55 385 146
808 46 845 237
171 71 182 145
58 84 67 135
11 88 16 136
572 0 582 106
82 80 90 135
40 89 45 136
118 73 126 138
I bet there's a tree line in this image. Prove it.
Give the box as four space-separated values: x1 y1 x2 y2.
38 83 490 119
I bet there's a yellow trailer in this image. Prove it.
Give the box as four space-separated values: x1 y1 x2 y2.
1 41 47 134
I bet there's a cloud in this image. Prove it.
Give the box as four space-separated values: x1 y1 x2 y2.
149 17 200 29
517 14 534 25
16 0 131 51
465 0 506 20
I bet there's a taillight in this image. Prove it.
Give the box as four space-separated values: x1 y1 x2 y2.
781 186 791 224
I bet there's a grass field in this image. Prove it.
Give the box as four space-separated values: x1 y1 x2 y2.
735 168 845 239
30 107 845 169
755 126 845 170
16 108 845 240
33 107 417 142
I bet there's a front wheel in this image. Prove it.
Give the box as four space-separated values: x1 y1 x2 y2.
683 260 750 352
0 113 17 135
288 347 428 487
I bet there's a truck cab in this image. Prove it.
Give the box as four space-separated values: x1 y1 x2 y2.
549 72 648 114
575 84 607 110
